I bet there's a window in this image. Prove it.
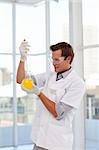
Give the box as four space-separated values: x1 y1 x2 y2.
83 0 99 149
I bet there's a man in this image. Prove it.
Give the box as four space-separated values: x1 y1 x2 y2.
16 40 85 150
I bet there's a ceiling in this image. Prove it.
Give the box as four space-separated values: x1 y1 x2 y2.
0 0 58 5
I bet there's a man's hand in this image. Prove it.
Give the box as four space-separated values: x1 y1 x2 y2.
21 81 41 96
19 39 30 61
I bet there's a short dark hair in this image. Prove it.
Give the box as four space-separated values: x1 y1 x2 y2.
50 42 74 64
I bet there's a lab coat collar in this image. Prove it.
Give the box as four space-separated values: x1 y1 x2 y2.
62 67 72 79
56 67 72 81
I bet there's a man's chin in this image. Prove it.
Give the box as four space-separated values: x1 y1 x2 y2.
54 68 59 73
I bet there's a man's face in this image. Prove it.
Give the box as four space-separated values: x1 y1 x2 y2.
51 49 71 73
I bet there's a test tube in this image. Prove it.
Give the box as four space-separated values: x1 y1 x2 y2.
24 39 29 73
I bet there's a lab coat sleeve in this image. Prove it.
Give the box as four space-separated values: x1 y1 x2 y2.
60 79 86 109
31 72 47 88
55 102 73 120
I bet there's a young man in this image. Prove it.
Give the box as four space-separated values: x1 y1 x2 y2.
16 40 85 150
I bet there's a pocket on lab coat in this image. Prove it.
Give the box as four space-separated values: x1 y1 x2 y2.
47 123 73 150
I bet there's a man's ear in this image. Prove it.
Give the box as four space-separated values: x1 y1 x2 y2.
66 56 72 63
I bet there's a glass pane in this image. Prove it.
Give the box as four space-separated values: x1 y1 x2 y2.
84 48 99 149
16 93 37 144
0 3 12 53
16 55 46 75
27 55 46 74
0 55 13 147
0 55 13 73
50 0 69 44
17 95 36 124
16 3 46 54
82 0 99 46
84 48 99 80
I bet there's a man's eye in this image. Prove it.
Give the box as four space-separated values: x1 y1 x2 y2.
54 59 59 61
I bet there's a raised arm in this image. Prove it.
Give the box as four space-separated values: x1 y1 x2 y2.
16 60 25 84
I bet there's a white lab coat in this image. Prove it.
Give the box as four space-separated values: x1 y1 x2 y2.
31 69 85 150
